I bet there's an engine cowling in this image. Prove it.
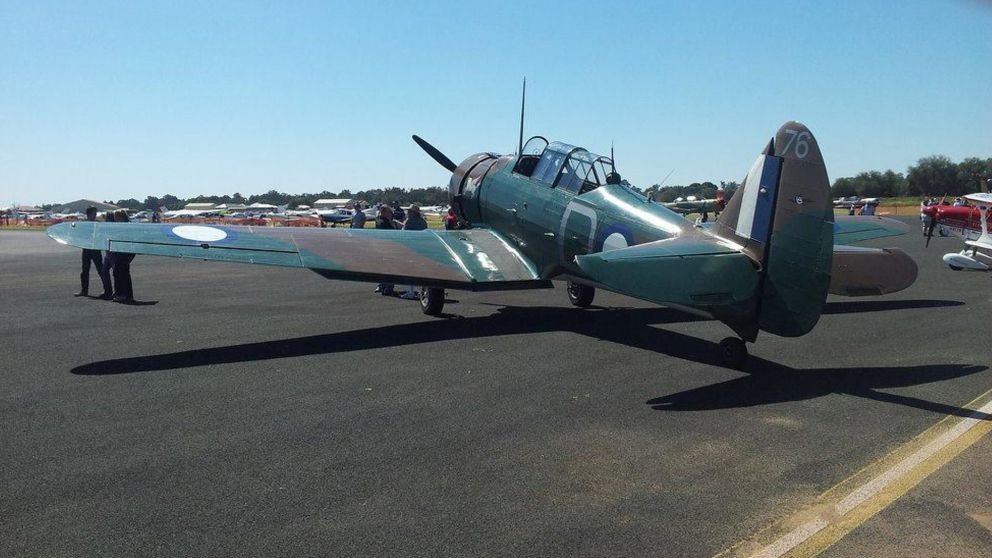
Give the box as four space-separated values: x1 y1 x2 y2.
448 153 511 223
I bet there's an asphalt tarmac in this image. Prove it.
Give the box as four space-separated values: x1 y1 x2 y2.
2 222 990 557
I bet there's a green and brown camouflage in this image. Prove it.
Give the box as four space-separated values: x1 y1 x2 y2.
48 120 917 347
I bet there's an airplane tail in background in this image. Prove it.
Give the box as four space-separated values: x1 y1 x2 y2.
714 122 834 337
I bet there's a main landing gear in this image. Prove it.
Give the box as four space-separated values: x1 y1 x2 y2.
719 337 748 369
420 287 445 316
566 281 595 308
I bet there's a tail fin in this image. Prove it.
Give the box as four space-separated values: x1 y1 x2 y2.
714 122 834 337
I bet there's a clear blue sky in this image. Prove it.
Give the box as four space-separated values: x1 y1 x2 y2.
2 0 990 204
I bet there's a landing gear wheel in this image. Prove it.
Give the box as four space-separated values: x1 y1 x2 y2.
949 265 963 271
566 282 595 308
420 287 445 316
719 337 748 369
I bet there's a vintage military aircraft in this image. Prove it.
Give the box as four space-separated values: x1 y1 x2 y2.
48 119 917 368
662 191 726 219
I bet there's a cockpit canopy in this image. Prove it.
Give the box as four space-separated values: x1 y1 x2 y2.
514 136 616 195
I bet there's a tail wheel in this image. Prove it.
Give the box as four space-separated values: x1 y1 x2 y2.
566 282 595 308
719 338 748 370
420 287 445 316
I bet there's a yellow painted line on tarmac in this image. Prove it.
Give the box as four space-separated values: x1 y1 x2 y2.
713 387 992 558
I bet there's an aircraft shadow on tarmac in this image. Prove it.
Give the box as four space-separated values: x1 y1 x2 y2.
70 298 986 420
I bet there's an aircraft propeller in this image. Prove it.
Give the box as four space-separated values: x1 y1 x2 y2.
412 135 457 172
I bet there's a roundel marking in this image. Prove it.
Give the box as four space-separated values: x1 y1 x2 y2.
597 224 635 252
602 232 629 252
172 225 227 243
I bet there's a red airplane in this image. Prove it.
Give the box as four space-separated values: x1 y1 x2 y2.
920 179 992 246
921 183 992 270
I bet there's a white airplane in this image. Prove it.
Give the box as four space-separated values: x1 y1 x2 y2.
940 192 992 271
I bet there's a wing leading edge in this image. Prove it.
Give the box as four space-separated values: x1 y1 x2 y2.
47 222 550 291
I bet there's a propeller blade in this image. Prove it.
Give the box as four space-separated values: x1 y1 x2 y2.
412 135 457 172
925 218 937 248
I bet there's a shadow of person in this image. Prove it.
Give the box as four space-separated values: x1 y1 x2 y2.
119 299 159 306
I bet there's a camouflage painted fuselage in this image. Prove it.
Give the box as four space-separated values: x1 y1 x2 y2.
48 121 917 343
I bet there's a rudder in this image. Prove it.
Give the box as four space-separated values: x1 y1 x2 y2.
714 122 834 337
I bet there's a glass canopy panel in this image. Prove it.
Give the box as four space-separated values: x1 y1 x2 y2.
521 136 548 156
532 142 577 184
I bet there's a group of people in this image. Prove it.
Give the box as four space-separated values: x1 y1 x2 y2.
76 206 135 303
922 196 970 208
368 202 429 299
346 201 462 231
848 201 878 216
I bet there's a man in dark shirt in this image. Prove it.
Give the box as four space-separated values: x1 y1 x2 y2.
400 206 429 299
75 207 112 298
391 201 406 223
98 211 117 299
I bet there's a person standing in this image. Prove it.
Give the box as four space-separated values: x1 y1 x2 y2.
444 207 459 230
400 206 428 299
391 201 405 224
98 211 117 300
111 210 135 303
351 203 366 229
75 206 111 298
374 206 396 296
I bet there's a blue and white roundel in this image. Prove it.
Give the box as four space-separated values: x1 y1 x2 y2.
603 232 628 251
598 224 634 252
172 225 227 243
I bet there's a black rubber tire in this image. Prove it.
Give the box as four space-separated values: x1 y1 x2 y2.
719 337 748 370
420 287 445 316
566 282 595 307
949 265 963 271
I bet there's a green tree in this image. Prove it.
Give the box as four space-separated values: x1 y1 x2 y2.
955 157 992 193
832 177 858 197
907 155 960 196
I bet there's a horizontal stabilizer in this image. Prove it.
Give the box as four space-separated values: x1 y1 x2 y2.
833 216 910 245
829 245 918 296
575 235 758 311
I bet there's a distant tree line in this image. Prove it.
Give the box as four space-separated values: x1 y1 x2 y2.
831 156 991 198
42 153 989 212
101 186 451 211
644 181 740 202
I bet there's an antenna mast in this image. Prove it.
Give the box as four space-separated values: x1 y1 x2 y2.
517 77 526 156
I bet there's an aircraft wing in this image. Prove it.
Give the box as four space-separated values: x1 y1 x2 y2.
47 222 550 291
832 215 910 244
